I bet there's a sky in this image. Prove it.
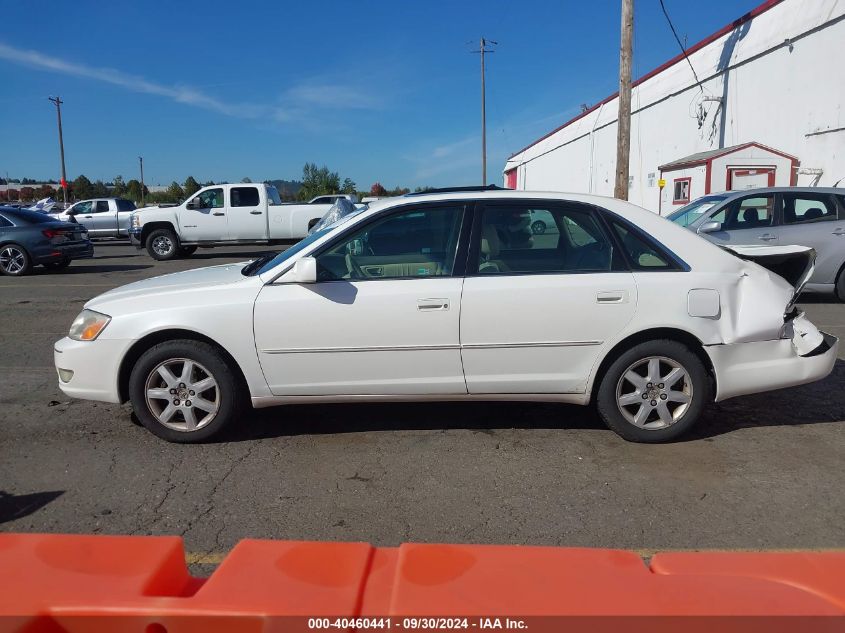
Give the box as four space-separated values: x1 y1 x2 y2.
0 0 763 190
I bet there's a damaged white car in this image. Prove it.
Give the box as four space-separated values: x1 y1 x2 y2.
54 189 837 443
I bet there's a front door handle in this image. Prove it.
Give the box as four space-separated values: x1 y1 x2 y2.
213 212 225 216
250 210 263 215
597 291 628 304
417 298 450 311
758 234 777 241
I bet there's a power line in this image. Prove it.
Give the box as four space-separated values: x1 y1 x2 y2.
658 0 703 92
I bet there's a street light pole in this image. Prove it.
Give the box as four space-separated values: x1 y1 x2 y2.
48 96 68 204
139 156 145 207
475 38 496 186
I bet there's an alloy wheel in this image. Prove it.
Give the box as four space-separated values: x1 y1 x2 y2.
0 246 26 274
615 356 693 429
151 235 174 257
144 358 220 432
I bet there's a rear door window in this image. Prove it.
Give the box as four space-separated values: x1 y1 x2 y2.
116 199 136 212
781 193 838 224
94 201 110 213
231 186 260 207
608 219 676 270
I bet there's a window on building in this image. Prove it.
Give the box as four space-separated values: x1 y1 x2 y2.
673 178 691 204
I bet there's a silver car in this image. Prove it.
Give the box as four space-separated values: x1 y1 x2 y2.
669 187 845 300
54 198 136 238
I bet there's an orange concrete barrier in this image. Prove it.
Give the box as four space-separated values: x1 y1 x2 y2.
0 534 844 632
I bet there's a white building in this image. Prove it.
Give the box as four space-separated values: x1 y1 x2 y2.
503 0 845 214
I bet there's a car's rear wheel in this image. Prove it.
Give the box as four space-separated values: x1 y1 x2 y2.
146 228 180 261
128 340 240 442
0 243 32 276
595 340 710 442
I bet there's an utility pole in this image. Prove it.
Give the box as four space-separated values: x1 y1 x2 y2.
48 96 68 204
614 0 634 200
138 156 145 207
474 37 496 186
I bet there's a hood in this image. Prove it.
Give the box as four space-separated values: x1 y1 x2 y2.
86 262 251 309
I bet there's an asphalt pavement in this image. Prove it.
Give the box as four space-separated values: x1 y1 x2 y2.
2 241 844 574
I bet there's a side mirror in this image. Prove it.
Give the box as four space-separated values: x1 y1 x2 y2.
186 197 201 210
292 256 317 283
698 220 722 234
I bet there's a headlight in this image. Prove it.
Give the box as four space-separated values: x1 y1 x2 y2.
69 309 111 341
130 213 140 228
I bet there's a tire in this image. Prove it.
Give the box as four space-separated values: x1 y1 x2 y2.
595 339 711 443
0 243 33 276
835 267 845 302
179 246 197 257
43 258 71 270
128 339 241 443
531 220 546 235
146 228 180 261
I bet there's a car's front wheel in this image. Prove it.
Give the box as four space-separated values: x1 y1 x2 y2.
146 228 180 261
595 340 710 442
0 243 33 276
128 340 240 442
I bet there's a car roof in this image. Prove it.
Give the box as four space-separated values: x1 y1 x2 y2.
705 186 845 200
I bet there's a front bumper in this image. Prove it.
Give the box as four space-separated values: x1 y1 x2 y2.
707 332 838 402
129 228 142 248
54 336 131 404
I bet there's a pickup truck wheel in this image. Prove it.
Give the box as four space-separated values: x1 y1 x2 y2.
128 340 240 443
146 228 179 261
179 246 197 257
595 340 710 443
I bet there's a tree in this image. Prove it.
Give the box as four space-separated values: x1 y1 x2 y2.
20 187 35 201
126 179 148 203
183 176 201 197
241 177 252 183
39 184 56 198
341 178 357 194
91 180 109 198
112 175 127 197
297 163 341 201
370 182 388 197
165 181 185 202
72 175 93 200
6 188 19 201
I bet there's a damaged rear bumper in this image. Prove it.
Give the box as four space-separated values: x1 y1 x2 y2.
706 331 838 402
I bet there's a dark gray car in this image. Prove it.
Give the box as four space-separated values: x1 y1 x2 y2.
668 187 845 299
0 207 93 276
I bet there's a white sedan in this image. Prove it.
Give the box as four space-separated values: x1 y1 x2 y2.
54 190 838 443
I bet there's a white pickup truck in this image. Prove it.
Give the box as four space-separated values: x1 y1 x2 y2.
129 184 357 260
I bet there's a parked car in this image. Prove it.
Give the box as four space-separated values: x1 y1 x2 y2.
129 185 357 260
54 189 836 443
668 187 845 299
0 206 93 275
54 198 137 239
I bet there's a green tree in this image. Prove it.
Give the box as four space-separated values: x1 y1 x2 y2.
112 175 127 197
297 163 341 201
165 181 185 202
241 177 252 183
91 180 109 197
341 178 356 194
183 176 201 197
72 175 93 200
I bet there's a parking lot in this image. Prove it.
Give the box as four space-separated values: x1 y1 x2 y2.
2 241 845 573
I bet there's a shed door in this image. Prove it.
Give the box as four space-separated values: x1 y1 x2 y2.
728 168 775 191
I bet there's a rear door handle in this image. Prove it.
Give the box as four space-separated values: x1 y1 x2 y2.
597 291 628 304
758 234 777 241
417 298 450 311
250 210 263 215
213 212 225 216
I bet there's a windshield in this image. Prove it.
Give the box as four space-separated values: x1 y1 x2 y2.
244 226 335 276
667 196 727 227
